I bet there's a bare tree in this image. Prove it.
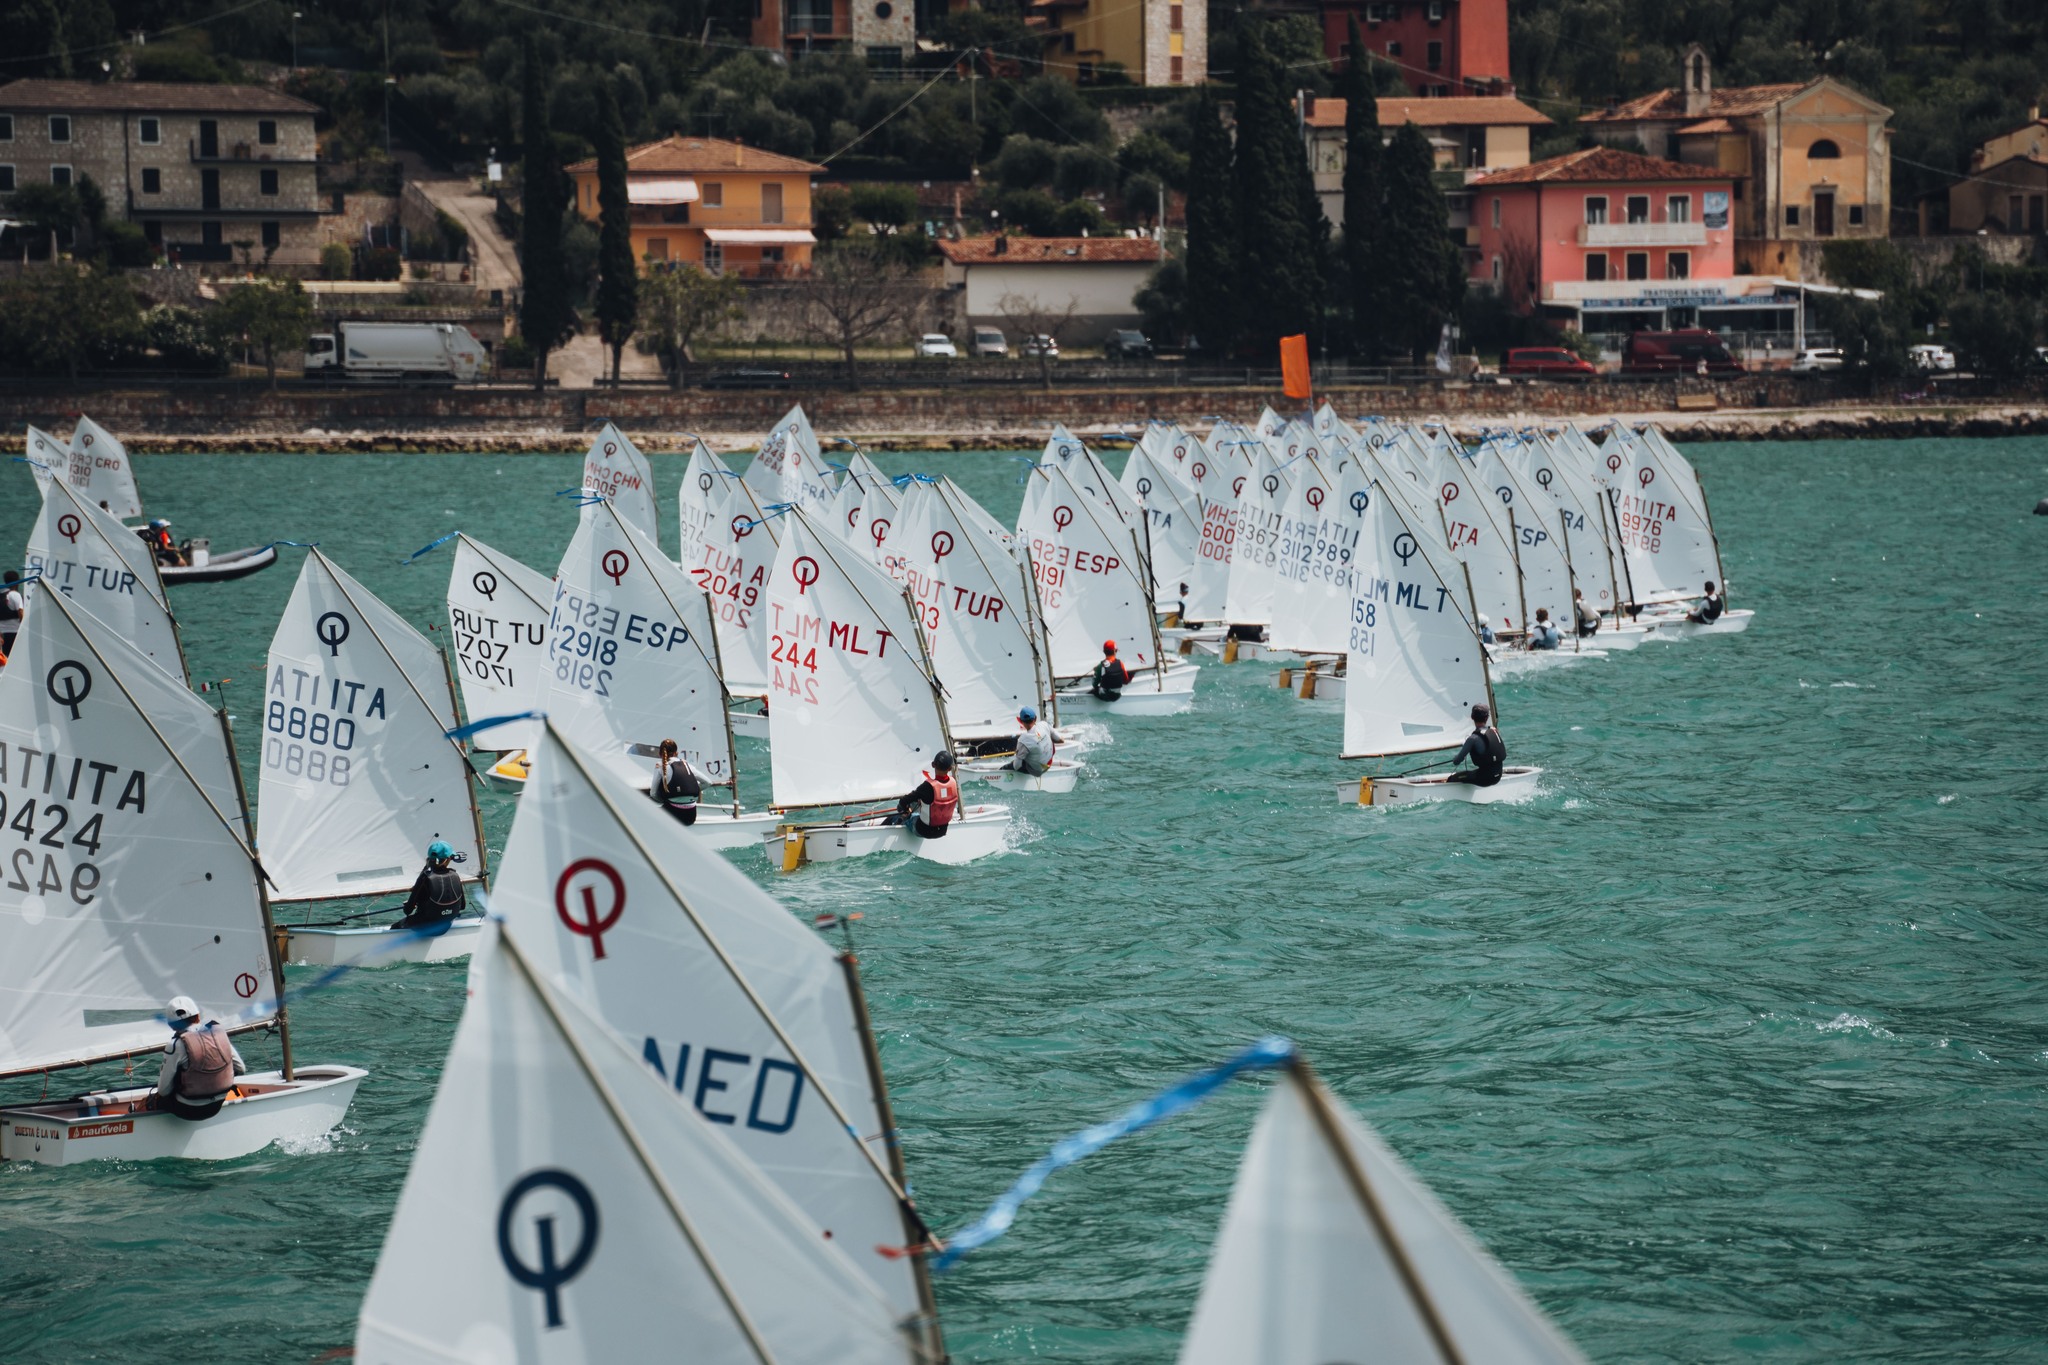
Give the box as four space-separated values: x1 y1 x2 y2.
997 291 1082 389
799 240 927 386
1499 227 1542 316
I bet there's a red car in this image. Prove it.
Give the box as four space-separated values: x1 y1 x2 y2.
1503 346 1598 380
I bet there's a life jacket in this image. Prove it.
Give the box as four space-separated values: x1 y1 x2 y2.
1476 727 1507 785
1700 593 1724 622
659 757 701 807
921 772 960 829
1100 656 1130 689
175 1024 237 1100
423 865 465 909
0 587 21 626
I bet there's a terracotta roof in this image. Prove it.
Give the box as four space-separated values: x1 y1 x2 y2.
0 79 318 115
1676 118 1737 135
1581 83 1807 123
567 134 824 176
1302 95 1552 130
936 236 1164 265
1471 146 1734 186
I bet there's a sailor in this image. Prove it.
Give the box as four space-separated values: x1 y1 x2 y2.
1444 704 1507 788
1686 580 1726 624
1004 707 1056 776
1476 613 1496 645
1170 582 1189 626
139 518 187 567
651 737 702 827
0 569 22 658
1574 590 1601 638
395 841 466 928
1528 608 1562 650
1091 640 1131 700
155 996 247 1121
894 751 960 838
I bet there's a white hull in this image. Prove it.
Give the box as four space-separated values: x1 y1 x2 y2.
1162 625 1222 650
1488 647 1608 676
482 748 530 790
1647 609 1754 639
1 1066 367 1165
1057 661 1200 716
769 805 1011 867
287 915 486 966
1276 662 1345 701
680 807 785 849
1336 767 1543 807
1187 635 1295 664
963 758 1082 793
1579 625 1652 650
728 708 770 739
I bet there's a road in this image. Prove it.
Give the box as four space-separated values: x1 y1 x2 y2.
413 175 521 298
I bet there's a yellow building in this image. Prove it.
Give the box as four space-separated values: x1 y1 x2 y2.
1949 110 2048 233
1031 0 1204 87
1580 45 1892 279
566 135 825 277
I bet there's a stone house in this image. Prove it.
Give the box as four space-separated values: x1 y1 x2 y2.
936 235 1163 344
1030 0 1206 87
1948 110 2048 234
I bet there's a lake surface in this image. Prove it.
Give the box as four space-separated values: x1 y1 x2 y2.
2 437 2045 1363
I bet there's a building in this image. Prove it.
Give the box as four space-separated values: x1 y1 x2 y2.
567 135 825 278
1948 109 2048 233
0 79 321 267
935 235 1163 344
1031 0 1204 86
1317 0 1509 98
749 0 917 68
1578 45 1892 280
1298 93 1552 237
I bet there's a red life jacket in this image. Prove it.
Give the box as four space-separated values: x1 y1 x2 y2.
923 772 960 829
176 1025 237 1100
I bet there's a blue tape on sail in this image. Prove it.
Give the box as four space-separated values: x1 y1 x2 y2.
199 910 503 1033
12 455 55 472
400 530 461 564
260 540 321 551
734 503 796 532
447 711 546 742
931 1035 1297 1272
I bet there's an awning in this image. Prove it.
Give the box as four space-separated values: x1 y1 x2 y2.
703 228 818 245
628 178 699 206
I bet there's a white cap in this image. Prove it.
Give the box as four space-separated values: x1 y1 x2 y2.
167 995 200 1022
1477 613 1490 625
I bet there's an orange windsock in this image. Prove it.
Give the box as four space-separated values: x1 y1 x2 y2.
1279 333 1312 401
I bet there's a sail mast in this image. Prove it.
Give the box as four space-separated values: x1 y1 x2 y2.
223 704 295 1081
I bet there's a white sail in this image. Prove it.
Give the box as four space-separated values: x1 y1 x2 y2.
446 534 553 751
0 590 275 1076
1017 463 1158 680
544 502 731 794
487 723 941 1336
1178 1065 1586 1365
1420 446 1527 634
259 550 483 902
743 405 836 513
1343 483 1490 759
1042 424 1086 464
1269 454 1371 656
1183 431 1253 624
1224 445 1294 627
62 416 145 521
1503 433 1618 615
674 440 731 574
1469 440 1576 630
354 920 916 1365
23 477 184 680
1596 429 1720 605
825 468 903 566
841 448 891 487
580 422 661 547
1121 444 1200 610
768 511 949 808
23 424 65 494
686 473 780 696
894 481 1044 740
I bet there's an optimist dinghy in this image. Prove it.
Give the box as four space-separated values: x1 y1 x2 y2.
962 756 1083 793
24 474 188 681
444 532 553 760
0 591 364 1165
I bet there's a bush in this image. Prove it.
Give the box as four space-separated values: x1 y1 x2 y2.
320 243 353 280
1049 200 1108 236
497 334 535 371
143 304 228 372
434 209 470 261
102 221 155 269
131 44 228 84
360 246 403 280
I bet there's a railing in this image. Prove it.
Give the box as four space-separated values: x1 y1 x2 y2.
1578 221 1707 247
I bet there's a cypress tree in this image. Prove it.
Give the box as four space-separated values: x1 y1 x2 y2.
593 81 639 387
1183 87 1238 355
1377 121 1457 362
1230 22 1323 353
1339 15 1384 358
518 37 577 389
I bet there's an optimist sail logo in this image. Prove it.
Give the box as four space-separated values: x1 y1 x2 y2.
600 550 630 585
930 530 955 560
1051 505 1074 531
555 859 626 960
791 556 820 594
498 1169 600 1330
56 514 81 543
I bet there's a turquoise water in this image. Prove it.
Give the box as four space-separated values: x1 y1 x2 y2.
2 438 2046 1363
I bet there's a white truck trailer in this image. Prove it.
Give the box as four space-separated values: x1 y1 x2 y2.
304 321 488 383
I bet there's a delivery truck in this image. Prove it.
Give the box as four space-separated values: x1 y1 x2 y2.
303 321 488 383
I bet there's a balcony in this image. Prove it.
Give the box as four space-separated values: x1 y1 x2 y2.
1578 220 1707 247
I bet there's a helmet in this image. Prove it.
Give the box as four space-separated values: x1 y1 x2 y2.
428 840 454 861
932 751 955 771
1102 639 1118 654
1471 704 1491 723
167 995 200 1023
1018 706 1037 723
149 518 171 529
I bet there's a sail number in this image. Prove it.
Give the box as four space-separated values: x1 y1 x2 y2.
1616 510 1663 552
0 794 104 905
263 703 355 788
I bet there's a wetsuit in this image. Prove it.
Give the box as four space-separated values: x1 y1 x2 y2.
1444 726 1506 787
1575 601 1601 637
397 862 466 928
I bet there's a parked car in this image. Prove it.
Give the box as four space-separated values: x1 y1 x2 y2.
1104 329 1154 360
1620 329 1745 376
1502 346 1597 381
1020 335 1060 360
971 327 1008 358
701 367 794 390
1909 343 1957 372
1789 347 1846 375
913 333 958 359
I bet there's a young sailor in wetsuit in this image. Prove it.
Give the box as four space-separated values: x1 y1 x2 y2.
155 995 247 1121
1528 608 1562 650
1091 640 1131 699
395 841 466 928
1574 590 1601 638
1686 580 1725 624
651 738 703 826
894 751 960 837
1444 704 1507 788
1475 613 1496 644
1004 707 1055 776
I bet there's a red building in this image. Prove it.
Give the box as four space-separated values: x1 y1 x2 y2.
1319 0 1509 97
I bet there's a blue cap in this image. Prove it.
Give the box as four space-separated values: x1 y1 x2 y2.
428 840 454 861
1018 707 1037 723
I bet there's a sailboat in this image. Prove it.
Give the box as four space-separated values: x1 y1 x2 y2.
452 720 948 1358
1178 1054 1587 1365
23 474 189 681
1337 481 1540 807
261 550 491 966
1596 424 1752 637
765 509 1011 866
675 438 731 575
1267 449 1370 701
1121 440 1202 617
744 403 839 514
0 590 364 1164
686 463 781 728
1498 429 1651 649
581 421 661 544
536 499 779 848
441 533 555 785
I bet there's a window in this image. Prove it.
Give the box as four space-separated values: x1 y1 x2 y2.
1667 194 1690 223
761 181 784 224
141 167 161 194
1584 254 1607 281
1625 195 1649 224
1491 255 1502 282
1491 196 1501 228
1387 42 1402 59
763 246 784 262
701 182 723 208
261 220 280 250
50 164 72 186
259 120 278 146
48 116 70 143
647 237 669 260
703 240 723 274
260 167 279 196
1667 251 1690 279
138 117 160 145
1169 1 1181 30
1428 0 1444 18
1427 41 1442 71
0 165 12 192
0 115 11 141
1625 251 1649 280
1784 205 1800 227
1584 196 1608 225
1850 203 1867 227
1807 139 1840 159
1170 55 1184 84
